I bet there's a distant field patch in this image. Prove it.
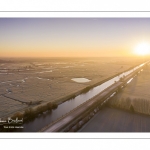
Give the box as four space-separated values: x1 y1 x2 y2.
108 64 150 115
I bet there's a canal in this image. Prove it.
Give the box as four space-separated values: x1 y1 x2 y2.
16 62 147 132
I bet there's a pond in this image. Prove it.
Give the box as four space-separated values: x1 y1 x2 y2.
71 78 91 83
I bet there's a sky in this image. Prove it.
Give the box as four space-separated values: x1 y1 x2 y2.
0 18 150 57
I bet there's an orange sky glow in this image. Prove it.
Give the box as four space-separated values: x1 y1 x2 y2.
0 18 150 58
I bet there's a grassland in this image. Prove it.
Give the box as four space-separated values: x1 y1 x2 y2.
0 57 146 118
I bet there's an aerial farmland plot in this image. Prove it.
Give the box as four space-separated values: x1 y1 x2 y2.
0 57 144 119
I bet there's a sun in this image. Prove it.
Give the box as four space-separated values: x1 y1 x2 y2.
134 42 150 56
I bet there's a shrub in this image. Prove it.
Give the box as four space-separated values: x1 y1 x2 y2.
52 103 58 109
130 104 134 112
47 102 52 110
36 106 41 113
24 108 35 118
12 112 24 120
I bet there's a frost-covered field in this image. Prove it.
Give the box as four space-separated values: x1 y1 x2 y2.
108 63 150 115
0 57 144 118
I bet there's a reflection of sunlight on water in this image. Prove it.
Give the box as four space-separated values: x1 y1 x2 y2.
19 70 53 74
71 78 91 83
43 67 53 69
0 70 8 72
63 66 74 68
0 73 15 74
37 77 50 81
36 70 52 73
53 62 67 64
0 78 27 84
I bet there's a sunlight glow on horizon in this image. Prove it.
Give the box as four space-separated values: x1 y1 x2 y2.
133 42 150 56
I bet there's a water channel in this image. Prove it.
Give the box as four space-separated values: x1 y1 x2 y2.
16 62 146 132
